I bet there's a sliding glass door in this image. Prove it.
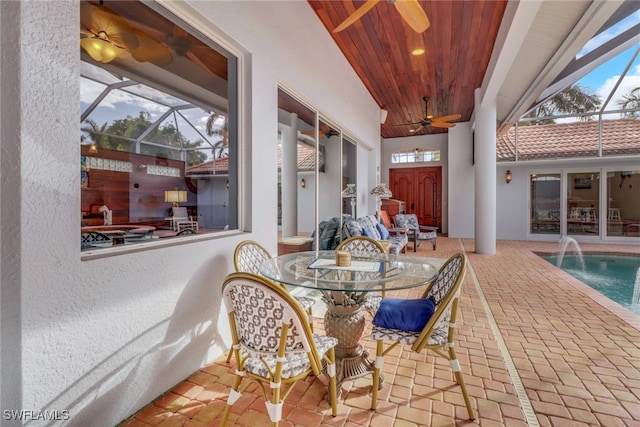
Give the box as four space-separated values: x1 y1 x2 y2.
530 169 639 239
277 87 358 249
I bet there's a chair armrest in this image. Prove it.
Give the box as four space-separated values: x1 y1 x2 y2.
387 227 409 235
419 226 438 232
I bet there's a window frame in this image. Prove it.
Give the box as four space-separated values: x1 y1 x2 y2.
80 1 247 258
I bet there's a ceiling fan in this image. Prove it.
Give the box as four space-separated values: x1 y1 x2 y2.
302 124 340 139
398 96 461 133
80 2 171 65
333 0 430 33
165 26 212 58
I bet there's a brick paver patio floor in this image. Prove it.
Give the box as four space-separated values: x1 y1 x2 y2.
120 238 640 427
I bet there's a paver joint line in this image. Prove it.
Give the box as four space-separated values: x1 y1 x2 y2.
459 238 540 427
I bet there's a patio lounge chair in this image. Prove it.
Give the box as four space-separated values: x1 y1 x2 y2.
394 213 438 251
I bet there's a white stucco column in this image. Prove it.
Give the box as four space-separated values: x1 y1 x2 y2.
474 88 497 254
281 113 298 237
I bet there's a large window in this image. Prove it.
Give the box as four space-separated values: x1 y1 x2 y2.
80 1 238 251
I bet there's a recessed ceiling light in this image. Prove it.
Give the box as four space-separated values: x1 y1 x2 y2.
412 48 425 56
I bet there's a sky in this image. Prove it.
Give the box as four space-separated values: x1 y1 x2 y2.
576 10 640 112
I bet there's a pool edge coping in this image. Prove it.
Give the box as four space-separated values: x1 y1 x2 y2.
533 250 640 331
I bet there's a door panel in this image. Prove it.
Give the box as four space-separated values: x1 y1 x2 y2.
416 168 441 226
391 170 414 211
390 167 442 228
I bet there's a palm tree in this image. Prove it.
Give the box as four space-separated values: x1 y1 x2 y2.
206 112 228 158
81 119 108 147
617 86 640 117
521 83 601 125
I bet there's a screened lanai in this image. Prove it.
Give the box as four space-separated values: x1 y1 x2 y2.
497 32 640 240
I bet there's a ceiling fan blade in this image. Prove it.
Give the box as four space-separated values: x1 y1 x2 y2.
333 0 380 33
393 0 430 33
80 2 139 50
431 122 455 128
130 30 172 65
432 114 462 122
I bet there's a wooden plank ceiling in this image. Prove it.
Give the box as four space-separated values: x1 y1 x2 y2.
308 0 508 138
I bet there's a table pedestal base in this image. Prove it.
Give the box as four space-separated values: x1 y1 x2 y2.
323 301 384 400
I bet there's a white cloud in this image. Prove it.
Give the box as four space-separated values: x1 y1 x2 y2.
578 10 640 58
596 64 640 110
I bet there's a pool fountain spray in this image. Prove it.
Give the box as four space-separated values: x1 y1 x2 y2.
557 236 585 270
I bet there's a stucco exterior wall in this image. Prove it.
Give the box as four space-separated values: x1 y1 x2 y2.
1 1 380 425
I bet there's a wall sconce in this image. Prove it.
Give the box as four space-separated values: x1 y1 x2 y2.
88 144 98 154
300 178 306 188
505 170 512 184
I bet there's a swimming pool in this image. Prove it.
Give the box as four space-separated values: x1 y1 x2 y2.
541 253 640 316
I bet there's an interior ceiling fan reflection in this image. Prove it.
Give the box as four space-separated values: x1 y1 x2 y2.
80 2 172 64
333 0 430 33
301 124 340 139
394 96 461 133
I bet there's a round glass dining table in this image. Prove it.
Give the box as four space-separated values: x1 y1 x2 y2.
259 250 439 393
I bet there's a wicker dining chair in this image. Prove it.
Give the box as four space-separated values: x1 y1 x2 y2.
335 235 387 314
336 235 387 253
220 272 338 426
369 252 475 420
231 240 316 361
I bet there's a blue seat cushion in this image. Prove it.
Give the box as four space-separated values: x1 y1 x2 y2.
372 297 436 332
376 223 390 240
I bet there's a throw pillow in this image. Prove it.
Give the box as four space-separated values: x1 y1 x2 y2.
372 297 436 332
362 228 376 238
376 223 390 240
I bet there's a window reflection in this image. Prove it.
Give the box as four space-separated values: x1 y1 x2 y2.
80 0 237 250
606 170 640 236
530 173 561 235
567 172 600 236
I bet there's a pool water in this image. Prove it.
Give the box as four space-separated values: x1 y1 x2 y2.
541 254 640 316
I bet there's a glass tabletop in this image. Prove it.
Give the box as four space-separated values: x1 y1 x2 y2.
259 250 439 292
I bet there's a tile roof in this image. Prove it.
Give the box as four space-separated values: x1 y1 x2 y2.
497 118 640 161
186 156 229 175
186 144 318 175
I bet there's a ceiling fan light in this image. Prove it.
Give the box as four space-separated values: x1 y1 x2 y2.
80 37 123 63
